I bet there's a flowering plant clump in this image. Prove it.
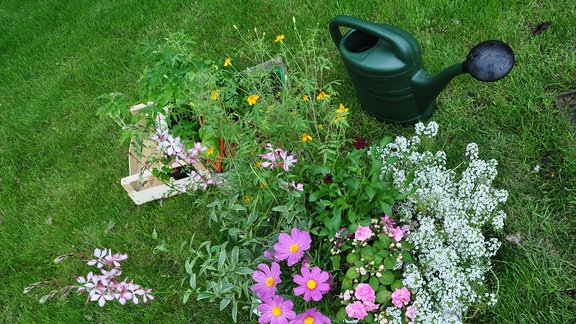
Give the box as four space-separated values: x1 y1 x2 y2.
370 121 508 323
250 227 333 324
24 248 154 307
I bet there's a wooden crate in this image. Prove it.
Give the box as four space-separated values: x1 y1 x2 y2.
120 103 210 205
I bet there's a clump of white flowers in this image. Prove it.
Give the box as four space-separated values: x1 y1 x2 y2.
374 122 508 323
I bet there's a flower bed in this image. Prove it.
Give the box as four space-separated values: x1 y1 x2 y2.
98 20 508 323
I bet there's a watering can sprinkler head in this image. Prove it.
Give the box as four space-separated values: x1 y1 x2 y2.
462 40 515 82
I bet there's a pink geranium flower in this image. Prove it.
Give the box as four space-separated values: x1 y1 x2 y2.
406 305 417 318
354 283 375 302
345 301 368 320
391 287 411 308
354 225 372 241
274 228 311 266
258 295 296 324
391 227 405 242
293 266 331 302
251 262 282 299
290 308 331 324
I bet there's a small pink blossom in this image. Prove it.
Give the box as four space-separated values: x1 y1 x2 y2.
345 301 368 320
391 227 405 242
354 225 372 241
343 290 352 301
406 305 417 318
391 287 411 308
354 283 375 302
364 300 380 311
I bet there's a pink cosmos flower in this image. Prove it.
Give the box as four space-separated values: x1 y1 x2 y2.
293 266 331 302
354 283 375 302
391 287 411 308
301 255 310 269
290 308 331 324
251 262 282 299
345 301 368 320
354 225 372 241
258 295 296 324
274 228 311 266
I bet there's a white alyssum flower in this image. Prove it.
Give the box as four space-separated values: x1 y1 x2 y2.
375 122 508 323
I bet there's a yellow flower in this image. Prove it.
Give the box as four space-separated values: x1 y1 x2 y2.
247 94 260 106
316 91 330 100
317 123 323 129
224 57 232 67
255 161 262 167
334 103 350 124
207 147 215 155
302 132 313 142
336 103 349 114
244 196 252 203
334 114 347 124
274 34 285 42
210 90 219 101
303 95 309 101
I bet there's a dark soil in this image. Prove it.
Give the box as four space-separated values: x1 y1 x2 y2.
555 90 576 124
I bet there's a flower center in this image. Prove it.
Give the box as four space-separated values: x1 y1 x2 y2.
265 276 275 287
272 306 282 317
289 244 300 253
304 316 315 324
306 279 317 290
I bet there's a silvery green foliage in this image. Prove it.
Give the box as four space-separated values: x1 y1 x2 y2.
374 122 507 323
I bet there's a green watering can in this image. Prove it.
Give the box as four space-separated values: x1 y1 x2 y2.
329 16 515 123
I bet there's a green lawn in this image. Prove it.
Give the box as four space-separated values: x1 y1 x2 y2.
1 0 575 323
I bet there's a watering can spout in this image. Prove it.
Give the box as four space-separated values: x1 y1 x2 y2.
411 63 464 113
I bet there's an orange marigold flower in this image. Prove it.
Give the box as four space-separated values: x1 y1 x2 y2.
247 94 260 106
302 133 313 142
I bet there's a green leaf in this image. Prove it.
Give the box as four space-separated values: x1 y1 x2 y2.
378 270 395 285
360 245 374 259
183 290 191 304
384 256 396 270
220 295 232 311
235 267 254 275
369 275 379 290
343 177 360 190
346 251 359 264
309 190 323 202
342 277 353 290
189 273 197 289
380 202 393 216
311 165 332 176
376 289 392 304
391 280 404 291
336 307 348 321
197 291 216 301
345 267 359 279
332 255 341 270
364 186 377 200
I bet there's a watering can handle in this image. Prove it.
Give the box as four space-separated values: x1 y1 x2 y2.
329 15 413 63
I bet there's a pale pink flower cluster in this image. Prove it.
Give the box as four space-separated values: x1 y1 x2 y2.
258 143 298 172
382 214 410 242
151 125 217 192
76 248 154 307
151 125 207 165
345 283 379 320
